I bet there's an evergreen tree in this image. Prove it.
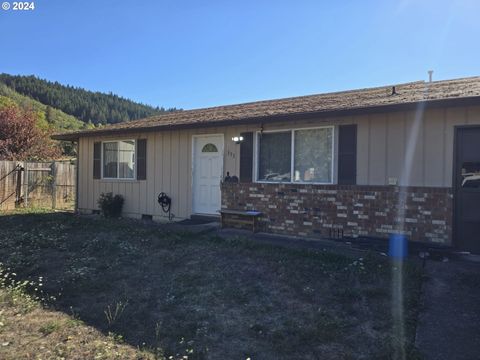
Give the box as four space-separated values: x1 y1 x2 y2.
0 73 179 125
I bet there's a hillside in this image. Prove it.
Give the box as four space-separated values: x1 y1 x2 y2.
0 83 84 130
0 74 177 125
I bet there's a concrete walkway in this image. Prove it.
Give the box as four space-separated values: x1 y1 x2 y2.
217 228 377 258
415 256 480 360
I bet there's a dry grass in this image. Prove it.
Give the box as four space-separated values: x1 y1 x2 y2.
0 289 154 359
0 208 424 359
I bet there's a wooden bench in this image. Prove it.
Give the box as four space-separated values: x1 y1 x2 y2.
219 209 263 232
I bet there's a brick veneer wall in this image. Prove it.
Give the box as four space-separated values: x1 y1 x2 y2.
221 183 453 244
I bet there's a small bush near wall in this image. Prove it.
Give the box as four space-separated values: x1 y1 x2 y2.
97 192 124 218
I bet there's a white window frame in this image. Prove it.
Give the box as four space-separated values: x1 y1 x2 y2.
101 139 136 180
254 126 335 185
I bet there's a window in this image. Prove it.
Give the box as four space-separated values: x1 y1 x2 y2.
258 131 291 182
256 127 334 184
294 128 333 183
103 140 135 179
202 143 218 152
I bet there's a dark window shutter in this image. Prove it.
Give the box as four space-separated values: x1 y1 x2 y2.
239 132 254 183
136 139 147 180
93 142 101 179
338 124 357 185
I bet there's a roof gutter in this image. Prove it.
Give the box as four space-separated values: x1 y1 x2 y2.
52 95 480 141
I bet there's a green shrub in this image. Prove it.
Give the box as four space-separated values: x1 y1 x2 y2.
97 192 124 218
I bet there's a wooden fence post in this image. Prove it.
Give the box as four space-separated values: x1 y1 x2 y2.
51 161 57 209
15 163 23 205
24 162 28 207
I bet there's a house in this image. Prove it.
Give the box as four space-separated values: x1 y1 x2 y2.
53 77 480 253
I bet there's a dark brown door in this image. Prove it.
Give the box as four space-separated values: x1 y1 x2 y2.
454 126 480 254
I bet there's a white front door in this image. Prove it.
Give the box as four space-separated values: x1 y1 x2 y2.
192 134 224 215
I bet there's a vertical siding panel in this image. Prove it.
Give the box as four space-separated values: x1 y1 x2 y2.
236 126 245 176
178 131 189 218
466 106 480 125
444 107 467 187
368 114 387 185
83 137 90 210
162 131 172 218
122 182 131 214
404 110 424 186
146 133 155 214
86 137 94 209
230 126 242 177
154 132 163 216
80 138 88 209
401 110 424 186
130 180 139 214
139 180 147 214
386 112 405 185
99 181 106 208
104 182 109 199
112 182 119 205
356 116 369 185
170 131 180 217
117 182 125 212
138 134 147 215
424 109 445 186
224 126 236 177
186 130 193 216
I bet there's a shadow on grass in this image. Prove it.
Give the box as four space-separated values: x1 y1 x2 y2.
0 210 424 360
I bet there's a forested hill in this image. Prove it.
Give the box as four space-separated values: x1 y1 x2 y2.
0 74 178 125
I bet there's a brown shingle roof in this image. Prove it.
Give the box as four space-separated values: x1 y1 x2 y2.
53 76 480 140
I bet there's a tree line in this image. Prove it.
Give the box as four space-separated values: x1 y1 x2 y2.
0 74 178 125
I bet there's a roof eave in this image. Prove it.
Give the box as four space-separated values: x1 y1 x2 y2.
51 95 480 141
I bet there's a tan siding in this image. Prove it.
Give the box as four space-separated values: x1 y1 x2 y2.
356 116 370 185
444 107 467 187
78 138 87 209
386 112 405 185
77 105 480 218
85 138 91 208
162 131 171 215
224 126 238 177
186 130 193 215
424 108 445 186
146 132 155 215
368 114 388 185
86 137 94 210
154 131 163 213
405 110 425 186
170 131 180 217
466 105 480 124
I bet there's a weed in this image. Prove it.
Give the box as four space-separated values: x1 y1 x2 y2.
104 300 128 327
39 321 61 335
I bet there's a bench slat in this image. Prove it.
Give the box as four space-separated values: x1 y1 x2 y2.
220 209 262 216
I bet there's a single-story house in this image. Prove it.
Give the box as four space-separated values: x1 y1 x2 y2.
54 76 480 253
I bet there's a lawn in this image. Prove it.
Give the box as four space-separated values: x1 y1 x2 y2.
0 209 424 359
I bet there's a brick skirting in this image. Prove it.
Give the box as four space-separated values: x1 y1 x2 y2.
221 183 453 244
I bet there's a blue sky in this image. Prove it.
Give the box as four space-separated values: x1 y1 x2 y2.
0 0 479 109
